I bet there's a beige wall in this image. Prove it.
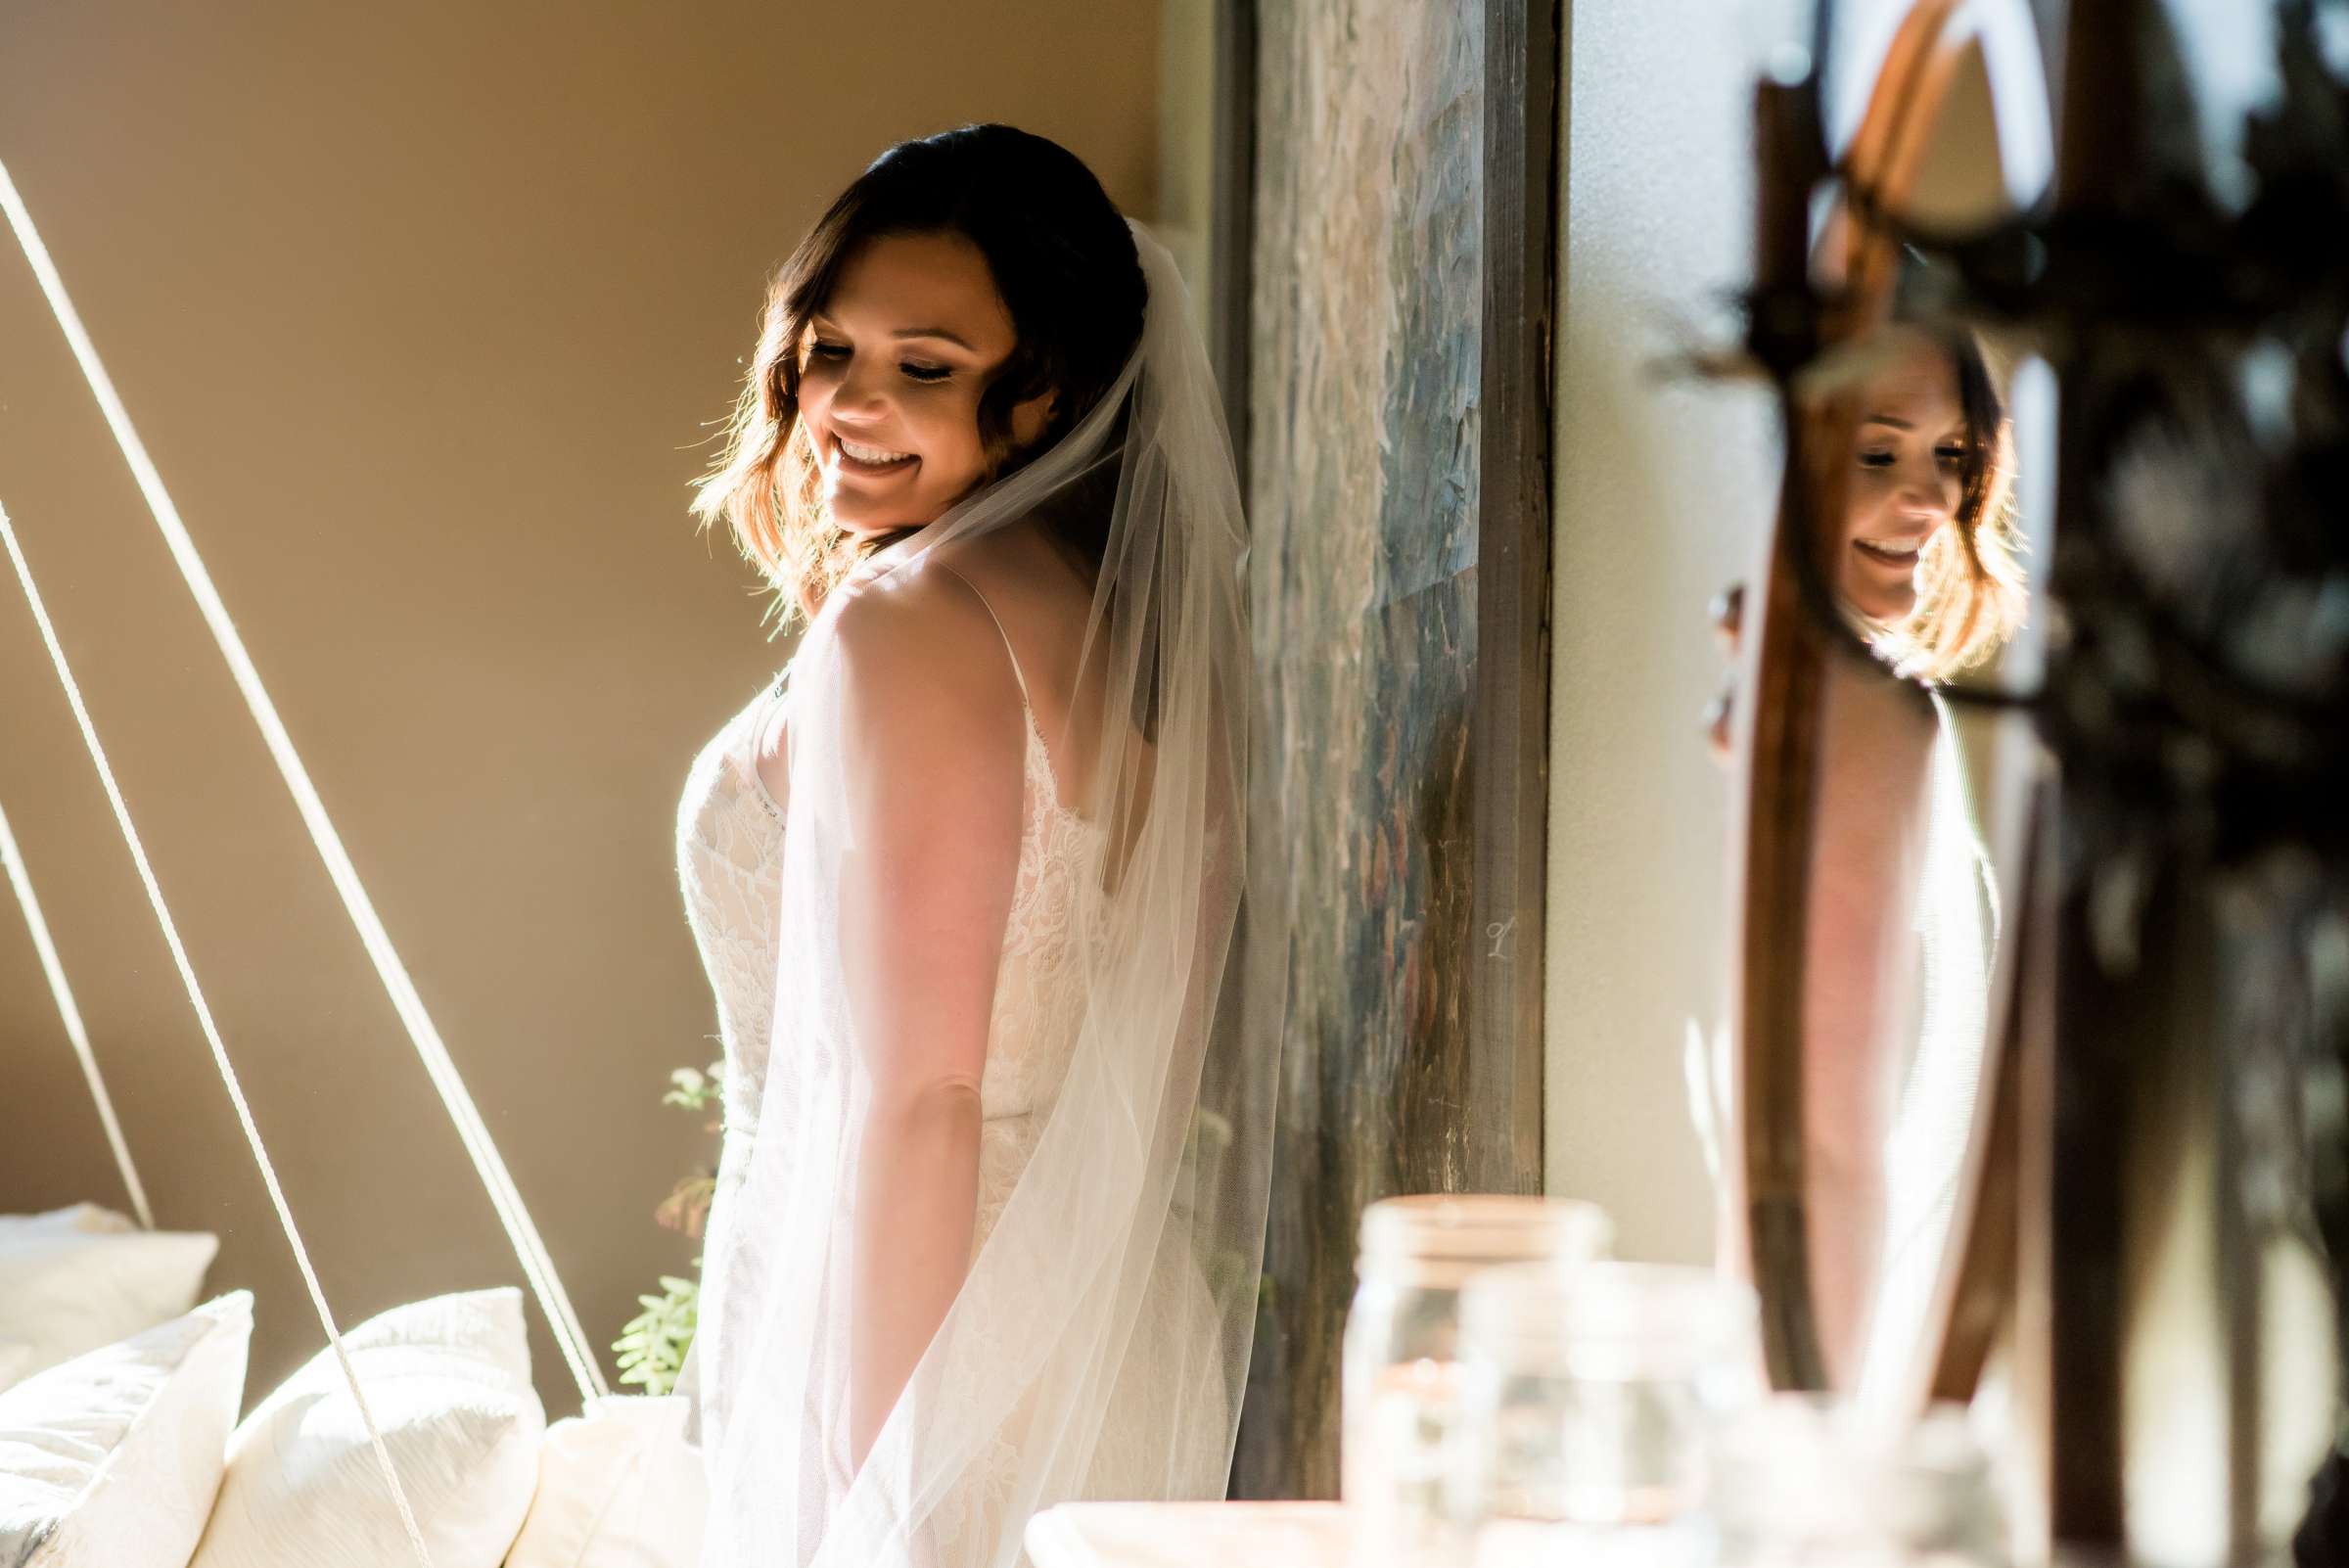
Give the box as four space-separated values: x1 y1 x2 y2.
1544 0 1776 1263
0 0 1158 1415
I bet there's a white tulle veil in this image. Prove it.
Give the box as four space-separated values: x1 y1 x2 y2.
696 217 1278 1568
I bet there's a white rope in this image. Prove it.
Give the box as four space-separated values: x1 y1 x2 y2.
0 155 608 1404
0 799 156 1230
1 503 438 1568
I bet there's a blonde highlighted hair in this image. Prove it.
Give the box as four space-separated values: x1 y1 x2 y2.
1892 325 2027 682
690 266 858 629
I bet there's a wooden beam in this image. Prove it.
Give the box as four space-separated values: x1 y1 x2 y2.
1470 0 1559 1196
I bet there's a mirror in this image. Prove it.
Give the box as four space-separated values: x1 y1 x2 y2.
1732 0 2054 1408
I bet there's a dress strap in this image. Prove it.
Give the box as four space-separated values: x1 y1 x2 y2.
934 562 1034 709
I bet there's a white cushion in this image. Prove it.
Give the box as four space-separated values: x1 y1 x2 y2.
0 1290 253 1568
189 1288 545 1568
0 1207 219 1388
503 1395 706 1568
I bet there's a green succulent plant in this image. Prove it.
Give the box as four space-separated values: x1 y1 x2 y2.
613 1270 699 1396
611 1060 723 1396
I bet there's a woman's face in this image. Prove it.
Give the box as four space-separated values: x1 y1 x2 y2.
794 230 1055 536
1835 330 1968 624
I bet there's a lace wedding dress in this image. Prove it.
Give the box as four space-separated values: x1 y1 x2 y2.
674 587 1224 1566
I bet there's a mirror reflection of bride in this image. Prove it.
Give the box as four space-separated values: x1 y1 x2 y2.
671 124 1274 1567
1801 316 2025 1395
1709 311 2028 1394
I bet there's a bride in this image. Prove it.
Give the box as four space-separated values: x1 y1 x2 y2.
672 124 1272 1567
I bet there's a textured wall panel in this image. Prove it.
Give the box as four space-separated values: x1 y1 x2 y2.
1235 0 1484 1499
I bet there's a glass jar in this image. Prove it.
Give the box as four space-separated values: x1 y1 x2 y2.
1341 1195 1612 1568
1454 1260 1762 1545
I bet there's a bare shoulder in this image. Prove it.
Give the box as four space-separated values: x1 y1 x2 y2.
921 522 1100 798
927 517 1089 618
827 557 1026 755
830 556 979 658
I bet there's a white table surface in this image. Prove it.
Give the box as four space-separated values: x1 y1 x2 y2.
1023 1501 1707 1568
1025 1502 1350 1568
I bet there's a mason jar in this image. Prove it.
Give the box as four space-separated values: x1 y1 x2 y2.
1341 1195 1612 1568
1454 1260 1762 1545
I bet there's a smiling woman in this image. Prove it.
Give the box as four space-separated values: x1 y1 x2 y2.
0 0 1174 1436
1842 334 1970 622
670 122 1271 1567
1819 322 2023 681
800 232 1053 530
691 128 1146 629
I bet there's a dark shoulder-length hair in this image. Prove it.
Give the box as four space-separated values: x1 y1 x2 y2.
689 123 1147 630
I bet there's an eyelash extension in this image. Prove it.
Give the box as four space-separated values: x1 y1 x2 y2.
1857 444 1968 469
806 341 952 384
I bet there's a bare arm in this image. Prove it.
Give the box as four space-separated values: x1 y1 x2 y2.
1801 651 1936 1382
832 576 1028 1472
1708 585 1938 1382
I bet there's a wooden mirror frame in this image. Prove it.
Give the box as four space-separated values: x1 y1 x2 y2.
1730 0 2052 1399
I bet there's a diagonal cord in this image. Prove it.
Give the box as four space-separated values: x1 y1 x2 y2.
0 797 156 1229
0 153 607 1404
1 501 438 1568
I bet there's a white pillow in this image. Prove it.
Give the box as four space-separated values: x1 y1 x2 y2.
0 1290 253 1568
0 1344 31 1394
190 1288 545 1568
503 1395 706 1568
0 1206 219 1388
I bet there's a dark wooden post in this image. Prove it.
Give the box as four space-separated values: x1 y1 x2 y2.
1231 0 1559 1496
